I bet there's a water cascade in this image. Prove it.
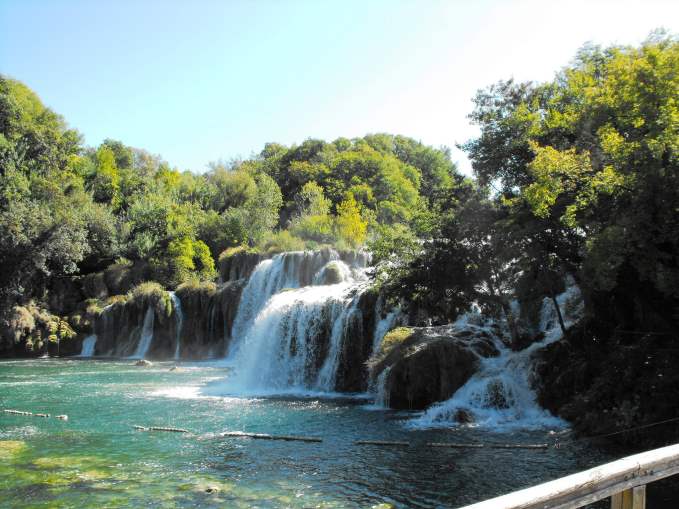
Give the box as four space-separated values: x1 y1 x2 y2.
409 284 583 429
169 292 184 360
206 249 377 395
78 335 98 357
130 307 155 360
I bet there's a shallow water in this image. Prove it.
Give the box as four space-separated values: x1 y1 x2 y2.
0 359 623 508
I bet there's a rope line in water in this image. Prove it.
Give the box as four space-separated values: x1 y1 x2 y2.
6 407 679 450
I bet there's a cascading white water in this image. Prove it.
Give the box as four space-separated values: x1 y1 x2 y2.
315 287 366 391
372 296 403 354
224 283 353 393
374 366 392 407
130 307 155 360
408 284 583 430
78 334 98 357
213 250 372 395
229 250 361 352
170 292 183 361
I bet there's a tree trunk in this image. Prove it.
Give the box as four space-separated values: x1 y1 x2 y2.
550 293 567 336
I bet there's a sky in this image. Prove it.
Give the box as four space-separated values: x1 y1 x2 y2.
1 0 678 175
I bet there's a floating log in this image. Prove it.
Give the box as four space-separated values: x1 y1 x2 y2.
355 440 410 447
489 443 549 449
4 409 51 418
428 442 485 448
55 415 68 421
427 442 549 450
3 409 33 416
133 425 189 433
220 431 322 443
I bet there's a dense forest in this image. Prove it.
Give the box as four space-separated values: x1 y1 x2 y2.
1 32 678 435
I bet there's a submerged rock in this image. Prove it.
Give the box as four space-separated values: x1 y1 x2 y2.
370 325 499 410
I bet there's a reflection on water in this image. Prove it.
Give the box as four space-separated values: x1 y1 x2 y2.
0 359 620 508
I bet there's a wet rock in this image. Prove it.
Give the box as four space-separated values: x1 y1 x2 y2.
205 486 220 494
370 325 500 410
134 359 153 367
318 261 344 284
453 408 474 424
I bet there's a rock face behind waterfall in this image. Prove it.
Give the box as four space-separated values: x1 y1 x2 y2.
175 281 245 359
219 249 264 282
93 289 175 358
334 287 379 392
370 325 499 410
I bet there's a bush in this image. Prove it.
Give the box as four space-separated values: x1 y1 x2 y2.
128 281 172 318
176 279 217 300
104 258 135 294
7 306 35 343
258 230 306 255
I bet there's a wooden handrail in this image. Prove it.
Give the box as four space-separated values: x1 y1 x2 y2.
458 443 679 509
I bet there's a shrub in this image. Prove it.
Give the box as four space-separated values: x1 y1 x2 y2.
104 258 135 294
258 230 306 254
128 281 172 318
176 279 217 300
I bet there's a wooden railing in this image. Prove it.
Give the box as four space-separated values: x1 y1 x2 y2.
458 443 679 509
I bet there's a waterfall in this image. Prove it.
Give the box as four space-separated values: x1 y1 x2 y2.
315 288 365 391
208 249 375 395
229 250 359 351
374 366 391 407
78 334 97 357
409 284 583 430
170 292 183 361
372 296 403 354
130 307 155 360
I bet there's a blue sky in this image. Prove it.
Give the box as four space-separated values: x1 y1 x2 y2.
1 0 678 174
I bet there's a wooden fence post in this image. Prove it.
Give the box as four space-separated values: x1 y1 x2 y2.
611 486 646 509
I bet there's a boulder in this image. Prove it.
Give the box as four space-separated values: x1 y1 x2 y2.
134 359 153 367
371 325 500 410
318 261 345 285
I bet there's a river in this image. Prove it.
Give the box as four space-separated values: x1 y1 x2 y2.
0 358 618 508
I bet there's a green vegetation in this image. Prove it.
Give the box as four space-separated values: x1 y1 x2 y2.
377 327 414 357
0 74 458 353
127 282 173 319
375 32 679 342
0 31 677 363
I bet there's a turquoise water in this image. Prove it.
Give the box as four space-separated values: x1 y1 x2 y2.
1 359 613 508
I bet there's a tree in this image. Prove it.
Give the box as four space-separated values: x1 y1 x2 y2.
90 145 121 208
335 195 367 248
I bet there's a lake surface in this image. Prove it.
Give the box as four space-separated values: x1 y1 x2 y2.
0 359 635 508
